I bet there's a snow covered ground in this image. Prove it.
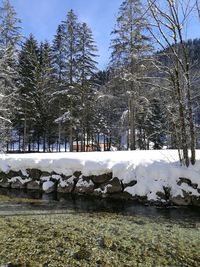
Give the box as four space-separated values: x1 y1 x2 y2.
0 150 200 203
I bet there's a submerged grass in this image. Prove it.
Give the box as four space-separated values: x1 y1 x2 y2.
0 194 43 204
0 195 199 267
0 211 199 267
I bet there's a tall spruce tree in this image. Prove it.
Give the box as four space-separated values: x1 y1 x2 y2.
17 35 39 151
35 41 55 151
52 24 66 83
60 9 80 151
0 0 21 151
110 0 152 150
77 22 98 151
52 24 68 151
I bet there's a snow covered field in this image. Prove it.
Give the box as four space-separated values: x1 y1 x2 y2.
0 150 200 204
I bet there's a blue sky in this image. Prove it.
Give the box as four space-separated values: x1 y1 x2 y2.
9 0 122 70
8 0 200 70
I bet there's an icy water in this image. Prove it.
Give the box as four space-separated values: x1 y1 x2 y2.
0 189 199 267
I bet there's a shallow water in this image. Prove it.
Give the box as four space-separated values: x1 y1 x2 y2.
0 189 199 267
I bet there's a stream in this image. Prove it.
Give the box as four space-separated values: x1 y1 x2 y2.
0 188 199 266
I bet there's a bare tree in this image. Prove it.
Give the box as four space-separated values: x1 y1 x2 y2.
148 0 196 166
196 0 200 18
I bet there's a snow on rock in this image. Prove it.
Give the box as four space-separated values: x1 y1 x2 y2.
76 177 94 188
0 150 200 204
75 177 94 194
52 174 62 180
8 176 31 185
40 176 51 182
59 176 74 188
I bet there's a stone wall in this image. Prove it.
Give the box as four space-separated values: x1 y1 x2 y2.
0 169 200 206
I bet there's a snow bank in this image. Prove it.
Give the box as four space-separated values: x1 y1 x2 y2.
0 150 200 204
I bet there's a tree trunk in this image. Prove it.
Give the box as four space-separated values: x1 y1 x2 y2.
69 122 73 152
86 132 89 151
58 121 61 152
83 131 86 152
43 135 46 152
18 132 21 152
129 97 136 150
65 134 67 152
23 116 27 152
97 132 100 151
76 137 79 152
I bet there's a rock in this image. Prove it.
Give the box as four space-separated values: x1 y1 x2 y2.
74 178 94 194
11 180 26 189
93 188 103 196
108 191 133 200
191 196 200 206
51 174 61 182
91 173 112 185
6 170 22 179
0 172 7 179
123 180 137 189
40 175 51 182
57 185 74 193
57 178 74 193
156 187 171 202
41 171 51 177
177 177 198 189
156 191 166 200
27 180 41 190
73 171 82 178
61 174 73 181
0 174 10 188
163 186 171 200
74 248 91 260
42 181 56 193
170 194 192 206
27 169 42 180
105 177 122 194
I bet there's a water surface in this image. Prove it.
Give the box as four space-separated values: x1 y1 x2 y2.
0 189 199 267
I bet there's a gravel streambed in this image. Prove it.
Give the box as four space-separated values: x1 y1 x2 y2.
0 194 199 267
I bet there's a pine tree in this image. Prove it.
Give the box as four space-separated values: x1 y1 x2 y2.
110 0 152 150
0 0 21 54
147 98 165 149
0 0 21 151
59 9 80 151
52 24 66 83
17 34 39 151
35 41 55 151
77 22 98 151
110 0 151 68
63 9 80 85
0 51 13 150
51 24 68 151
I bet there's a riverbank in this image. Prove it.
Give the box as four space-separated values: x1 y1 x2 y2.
0 150 200 206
